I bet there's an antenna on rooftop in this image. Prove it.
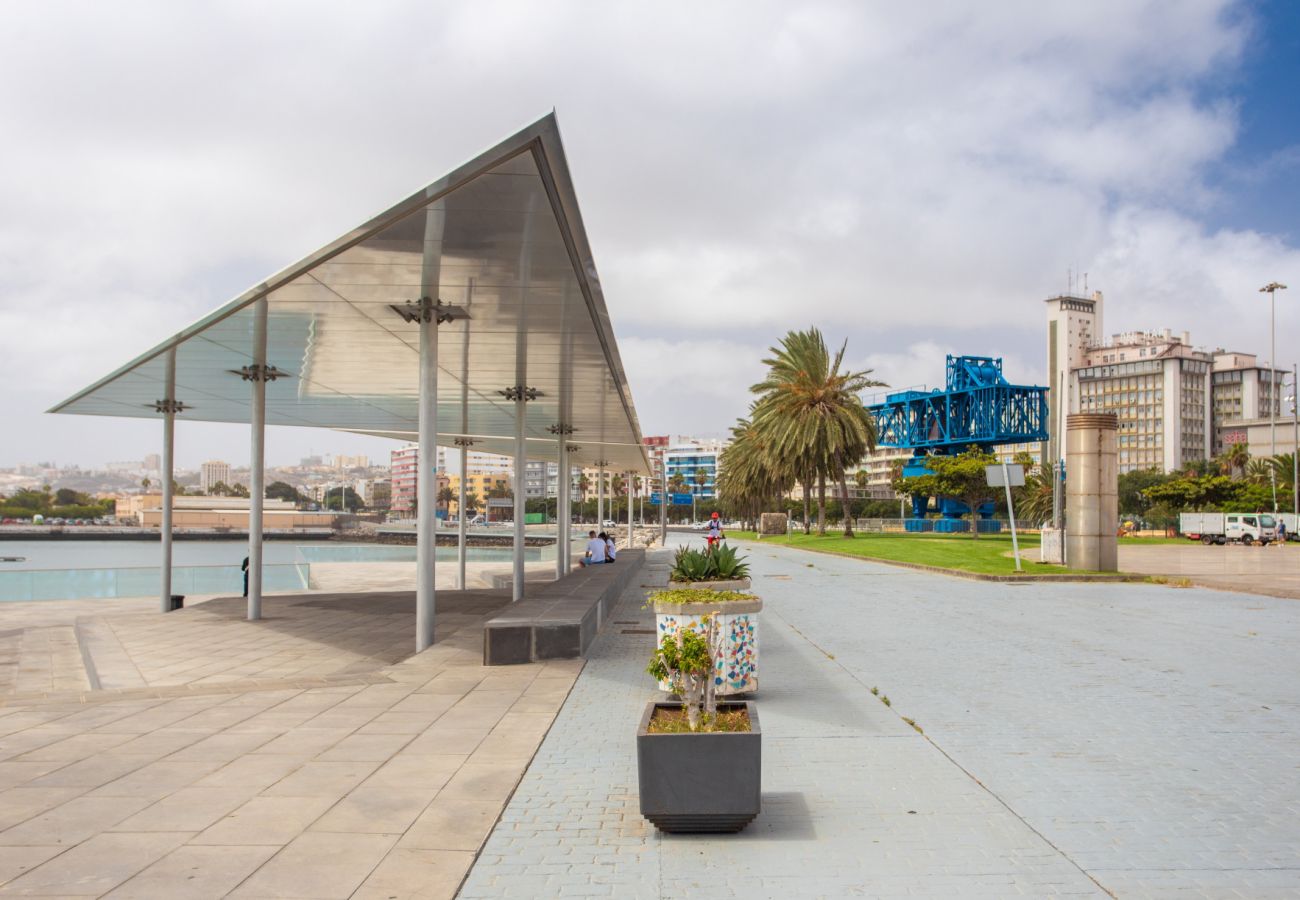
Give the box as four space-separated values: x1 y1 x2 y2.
1083 272 1088 294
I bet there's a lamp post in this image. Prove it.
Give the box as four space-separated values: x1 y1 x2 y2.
1290 364 1298 521
1260 281 1288 512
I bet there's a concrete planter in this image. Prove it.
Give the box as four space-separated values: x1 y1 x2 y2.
653 598 761 695
637 700 761 833
668 576 752 591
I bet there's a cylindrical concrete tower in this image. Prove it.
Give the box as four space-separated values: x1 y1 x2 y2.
1065 412 1118 571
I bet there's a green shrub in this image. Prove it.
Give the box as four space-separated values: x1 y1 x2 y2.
649 588 758 605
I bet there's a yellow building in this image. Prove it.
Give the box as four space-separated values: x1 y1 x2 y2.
443 473 512 516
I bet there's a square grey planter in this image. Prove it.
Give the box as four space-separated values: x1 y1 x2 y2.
637 700 761 833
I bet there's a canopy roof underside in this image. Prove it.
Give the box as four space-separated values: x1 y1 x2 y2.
50 114 650 475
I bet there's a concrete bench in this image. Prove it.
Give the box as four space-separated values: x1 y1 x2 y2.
483 550 645 665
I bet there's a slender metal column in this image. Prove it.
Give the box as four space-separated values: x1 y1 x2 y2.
159 349 177 613
457 441 469 590
597 465 605 527
626 470 633 548
456 279 474 592
556 438 569 579
416 306 439 652
247 296 268 622
659 458 667 546
513 399 527 601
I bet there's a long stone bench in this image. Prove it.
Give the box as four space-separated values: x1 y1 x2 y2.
483 549 645 665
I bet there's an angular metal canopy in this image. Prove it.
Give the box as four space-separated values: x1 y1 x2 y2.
50 113 650 475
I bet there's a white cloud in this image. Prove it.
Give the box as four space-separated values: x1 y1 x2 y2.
0 0 1294 468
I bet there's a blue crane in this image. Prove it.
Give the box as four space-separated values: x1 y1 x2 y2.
866 355 1048 530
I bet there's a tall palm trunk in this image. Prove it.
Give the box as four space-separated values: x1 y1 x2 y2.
801 474 812 534
817 471 827 536
839 471 854 537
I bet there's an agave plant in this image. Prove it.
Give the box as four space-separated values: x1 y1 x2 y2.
710 543 751 580
669 544 751 582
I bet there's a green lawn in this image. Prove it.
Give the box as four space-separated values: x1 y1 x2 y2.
727 529 1086 576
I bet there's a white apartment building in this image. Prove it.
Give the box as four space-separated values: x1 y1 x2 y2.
1053 312 1286 473
1044 291 1104 464
435 447 513 476
199 460 231 493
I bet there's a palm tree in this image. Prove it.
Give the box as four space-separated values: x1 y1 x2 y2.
1218 442 1250 479
750 327 884 536
716 413 795 530
611 474 625 519
464 491 481 516
576 474 590 521
437 486 455 516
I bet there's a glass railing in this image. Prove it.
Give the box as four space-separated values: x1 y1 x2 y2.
0 563 309 602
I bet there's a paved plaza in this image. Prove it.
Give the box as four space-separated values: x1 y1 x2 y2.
463 536 1300 898
0 588 581 898
1118 542 1300 600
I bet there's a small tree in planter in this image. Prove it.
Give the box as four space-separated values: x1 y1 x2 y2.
647 616 719 730
639 613 761 833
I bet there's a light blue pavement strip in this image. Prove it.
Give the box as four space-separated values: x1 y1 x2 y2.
460 534 1300 897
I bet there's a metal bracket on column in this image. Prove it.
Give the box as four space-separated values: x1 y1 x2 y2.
150 399 188 414
391 296 468 325
453 438 477 448
593 459 611 468
565 444 582 455
230 365 287 382
499 386 542 402
547 424 575 435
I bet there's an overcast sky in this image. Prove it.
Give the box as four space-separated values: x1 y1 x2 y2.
1 0 1297 470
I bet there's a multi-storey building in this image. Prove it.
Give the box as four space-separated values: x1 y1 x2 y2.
523 460 560 499
389 445 419 515
664 439 726 499
1044 291 1104 464
1210 352 1285 455
435 447 513 476
1045 288 1290 475
445 472 511 516
1072 330 1211 473
199 460 231 494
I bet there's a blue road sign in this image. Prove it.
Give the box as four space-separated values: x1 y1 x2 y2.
649 493 696 505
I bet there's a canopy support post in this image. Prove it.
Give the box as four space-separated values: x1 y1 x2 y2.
626 470 634 549
247 296 268 622
416 303 439 652
158 349 178 613
456 439 471 591
512 396 527 602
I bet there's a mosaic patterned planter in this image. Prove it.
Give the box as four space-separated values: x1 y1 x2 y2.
653 598 762 695
637 700 761 833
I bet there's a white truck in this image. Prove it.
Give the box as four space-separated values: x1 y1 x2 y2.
1179 512 1279 545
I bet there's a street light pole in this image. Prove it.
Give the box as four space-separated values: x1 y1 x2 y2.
1291 364 1298 522
1260 281 1288 512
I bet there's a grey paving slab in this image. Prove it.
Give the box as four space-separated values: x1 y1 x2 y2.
462 537 1300 897
0 583 583 896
